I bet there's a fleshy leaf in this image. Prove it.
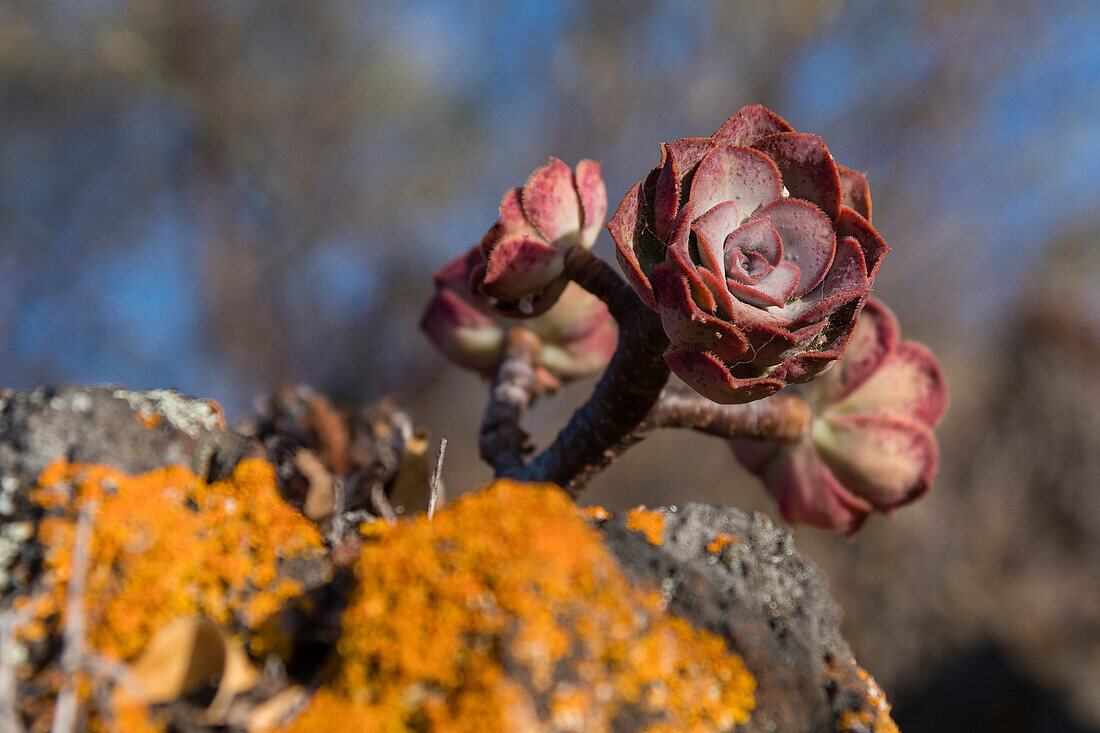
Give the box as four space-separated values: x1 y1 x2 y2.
498 187 541 241
811 298 898 408
754 199 836 297
522 157 582 245
834 207 889 279
652 264 748 363
689 144 783 220
753 133 842 220
737 437 872 535
813 413 938 510
479 234 564 300
419 289 504 374
830 341 948 426
575 159 608 247
837 164 872 222
692 200 741 280
724 218 783 276
726 261 800 308
607 182 657 309
713 104 794 147
664 346 785 404
654 143 682 241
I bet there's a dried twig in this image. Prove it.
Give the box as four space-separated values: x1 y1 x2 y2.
429 437 447 520
327 475 349 545
51 500 97 733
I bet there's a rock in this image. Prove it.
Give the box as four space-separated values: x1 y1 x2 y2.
600 503 890 733
0 385 893 732
0 385 258 521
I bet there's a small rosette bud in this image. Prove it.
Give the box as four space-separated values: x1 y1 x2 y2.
420 246 617 381
472 157 607 318
730 299 948 534
609 104 887 404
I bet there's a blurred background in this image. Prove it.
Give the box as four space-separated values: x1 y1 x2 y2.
2 1 1098 730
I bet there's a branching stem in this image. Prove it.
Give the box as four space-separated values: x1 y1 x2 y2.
480 247 815 497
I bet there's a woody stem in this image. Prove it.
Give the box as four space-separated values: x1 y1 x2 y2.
514 249 671 494
479 327 541 476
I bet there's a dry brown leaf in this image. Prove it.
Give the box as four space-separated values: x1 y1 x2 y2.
295 448 336 521
117 616 260 721
123 616 228 703
387 428 433 515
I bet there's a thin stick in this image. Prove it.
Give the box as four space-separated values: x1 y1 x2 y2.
51 500 97 733
0 609 30 733
428 438 447 520
327 475 349 545
479 328 541 476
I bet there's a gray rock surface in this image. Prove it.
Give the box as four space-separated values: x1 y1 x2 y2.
0 385 257 519
601 503 874 733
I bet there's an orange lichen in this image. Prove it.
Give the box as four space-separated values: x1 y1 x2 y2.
626 507 666 546
707 533 740 554
23 458 325 663
836 665 899 733
578 504 613 522
286 480 754 732
133 411 163 429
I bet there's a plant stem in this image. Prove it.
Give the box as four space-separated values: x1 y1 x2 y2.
497 247 812 496
644 387 812 440
561 246 640 324
480 327 541 476
517 261 670 493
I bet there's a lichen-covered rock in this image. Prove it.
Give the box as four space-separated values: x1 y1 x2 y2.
599 502 897 733
290 480 756 732
0 386 896 733
0 386 257 527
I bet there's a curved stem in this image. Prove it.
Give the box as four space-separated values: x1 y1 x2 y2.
517 303 670 495
562 246 639 324
479 327 541 476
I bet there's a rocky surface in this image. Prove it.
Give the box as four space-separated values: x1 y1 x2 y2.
602 504 880 733
0 385 256 519
0 385 893 732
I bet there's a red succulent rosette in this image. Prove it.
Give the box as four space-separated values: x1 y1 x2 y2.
731 299 948 534
420 246 617 381
608 104 888 403
472 157 607 318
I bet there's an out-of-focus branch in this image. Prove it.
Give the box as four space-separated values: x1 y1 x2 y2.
480 328 542 476
51 500 97 733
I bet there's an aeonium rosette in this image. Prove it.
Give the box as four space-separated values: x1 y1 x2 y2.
420 246 617 382
472 157 607 318
609 104 888 404
731 299 948 534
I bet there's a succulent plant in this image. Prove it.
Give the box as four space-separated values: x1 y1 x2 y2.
730 299 947 534
420 245 617 381
472 157 607 318
608 104 889 404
